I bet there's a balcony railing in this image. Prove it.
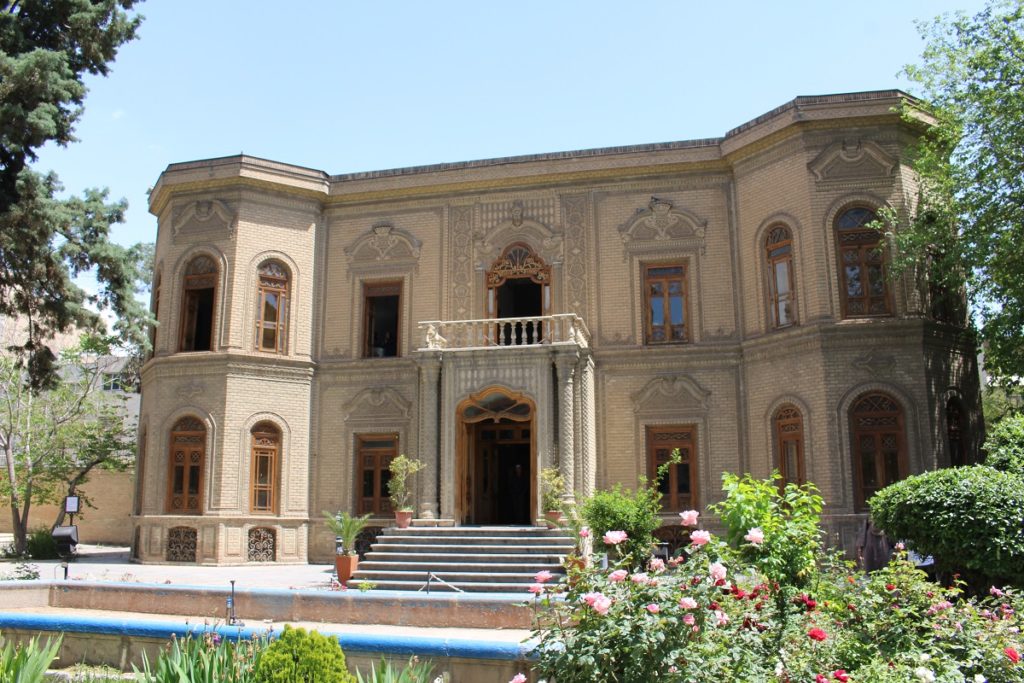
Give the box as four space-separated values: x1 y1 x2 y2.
417 314 590 351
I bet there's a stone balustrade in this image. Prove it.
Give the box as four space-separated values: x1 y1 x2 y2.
417 314 591 351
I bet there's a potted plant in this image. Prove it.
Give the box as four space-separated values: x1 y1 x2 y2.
387 454 425 528
541 467 565 528
323 510 371 582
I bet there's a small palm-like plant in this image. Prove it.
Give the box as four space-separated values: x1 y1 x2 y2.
324 511 372 556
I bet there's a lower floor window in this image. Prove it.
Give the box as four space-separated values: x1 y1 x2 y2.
357 434 398 514
646 425 698 511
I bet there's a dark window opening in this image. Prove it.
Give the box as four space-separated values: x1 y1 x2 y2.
364 283 400 358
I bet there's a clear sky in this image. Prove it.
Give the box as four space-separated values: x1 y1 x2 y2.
32 0 990 251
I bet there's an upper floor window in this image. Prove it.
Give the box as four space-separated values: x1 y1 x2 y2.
946 397 968 467
363 282 400 358
850 392 906 510
774 404 805 486
255 261 289 353
766 226 796 328
834 207 892 318
250 423 280 513
646 425 698 511
179 255 217 352
644 263 689 344
167 416 205 514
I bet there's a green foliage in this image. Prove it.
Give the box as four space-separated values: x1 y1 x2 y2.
386 455 424 512
984 412 1024 474
892 0 1024 385
24 527 58 560
253 626 354 683
0 632 61 683
323 511 371 556
0 0 151 390
870 465 1024 587
539 467 564 512
579 483 663 570
710 472 823 587
0 563 40 580
354 656 436 683
136 632 268 683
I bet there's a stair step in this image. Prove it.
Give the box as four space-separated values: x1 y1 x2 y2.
363 552 568 563
353 570 548 583
359 561 562 572
369 543 572 553
345 578 541 593
375 535 573 545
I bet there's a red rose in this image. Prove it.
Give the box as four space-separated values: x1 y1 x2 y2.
807 628 827 641
833 671 849 682
816 675 827 683
885 583 896 591
1007 647 1021 664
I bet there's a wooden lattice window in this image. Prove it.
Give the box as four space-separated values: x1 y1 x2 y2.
850 393 906 510
646 426 698 511
774 405 805 486
255 260 289 353
363 282 401 358
167 416 204 514
643 263 689 344
766 226 796 328
356 434 397 515
250 423 280 513
835 207 892 318
179 255 217 351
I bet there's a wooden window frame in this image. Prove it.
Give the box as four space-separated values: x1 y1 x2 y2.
834 207 892 319
178 255 218 352
946 397 968 467
363 281 402 359
254 261 289 354
355 433 398 515
646 425 698 512
850 393 907 511
643 262 690 345
774 405 805 486
766 225 796 328
250 424 280 513
166 417 205 515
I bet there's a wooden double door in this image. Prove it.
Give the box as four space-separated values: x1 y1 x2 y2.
466 421 532 525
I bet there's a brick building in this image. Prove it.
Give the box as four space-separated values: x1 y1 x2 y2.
134 90 981 564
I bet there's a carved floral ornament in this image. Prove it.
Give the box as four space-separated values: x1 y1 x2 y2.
807 139 897 182
487 243 549 286
619 198 708 253
343 386 411 420
632 375 711 414
172 200 238 238
344 222 422 264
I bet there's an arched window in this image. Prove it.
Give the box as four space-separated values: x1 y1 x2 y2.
255 260 289 353
251 423 280 513
834 207 891 318
167 416 205 514
179 255 217 351
946 397 968 467
766 226 796 328
850 392 906 510
774 405 804 486
148 271 161 358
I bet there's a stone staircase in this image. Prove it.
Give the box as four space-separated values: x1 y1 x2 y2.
349 526 575 593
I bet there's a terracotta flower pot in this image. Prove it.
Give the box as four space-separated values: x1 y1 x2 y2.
395 510 414 528
334 554 358 582
545 510 562 529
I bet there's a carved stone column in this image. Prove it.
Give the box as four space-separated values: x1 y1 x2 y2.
555 351 577 505
579 351 597 498
417 353 441 520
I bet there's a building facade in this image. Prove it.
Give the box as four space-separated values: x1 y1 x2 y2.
134 90 981 565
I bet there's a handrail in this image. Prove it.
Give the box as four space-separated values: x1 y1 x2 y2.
417 314 590 351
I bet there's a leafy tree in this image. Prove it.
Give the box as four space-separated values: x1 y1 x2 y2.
0 332 136 555
0 0 148 389
894 0 1024 385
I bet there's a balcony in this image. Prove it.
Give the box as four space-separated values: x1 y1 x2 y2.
417 314 591 352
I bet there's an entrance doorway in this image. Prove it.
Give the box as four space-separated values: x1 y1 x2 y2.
456 389 535 525
487 243 550 345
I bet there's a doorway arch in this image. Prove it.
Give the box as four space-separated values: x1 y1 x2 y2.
456 388 536 525
486 243 551 345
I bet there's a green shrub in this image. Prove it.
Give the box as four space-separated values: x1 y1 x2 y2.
355 656 436 683
870 465 1024 587
25 527 59 560
254 626 354 683
0 632 61 683
580 483 662 569
710 472 823 587
984 412 1024 474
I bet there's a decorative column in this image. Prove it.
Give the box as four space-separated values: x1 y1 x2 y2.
555 351 577 505
417 353 441 520
579 351 597 498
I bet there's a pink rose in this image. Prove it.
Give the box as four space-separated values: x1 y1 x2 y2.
710 562 727 582
679 596 698 610
683 613 695 625
510 675 527 683
608 569 628 583
714 610 729 626
582 591 600 606
646 603 660 614
578 527 591 538
679 510 700 526
592 594 612 615
690 530 711 546
649 557 666 572
603 530 628 545
534 570 553 583
631 572 649 584
528 583 544 595
743 527 764 545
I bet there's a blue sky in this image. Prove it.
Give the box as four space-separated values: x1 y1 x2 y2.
33 1 989 250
